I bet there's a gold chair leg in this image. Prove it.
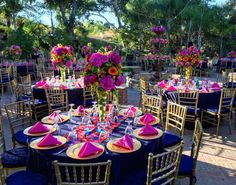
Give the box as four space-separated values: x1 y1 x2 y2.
228 114 232 134
216 115 221 138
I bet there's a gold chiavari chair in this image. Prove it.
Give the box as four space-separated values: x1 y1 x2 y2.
18 84 48 121
20 74 31 86
45 88 69 114
146 141 183 185
139 78 149 110
4 100 33 147
201 88 234 137
36 64 44 79
0 156 47 185
40 72 54 80
178 119 203 185
142 94 163 125
0 69 13 95
53 160 112 185
83 86 94 107
1 105 32 176
177 90 199 123
163 101 187 148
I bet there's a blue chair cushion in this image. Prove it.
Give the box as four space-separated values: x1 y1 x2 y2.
1 147 28 168
206 107 229 114
6 170 47 185
227 82 236 88
187 107 201 115
14 130 28 145
178 154 194 176
162 132 182 148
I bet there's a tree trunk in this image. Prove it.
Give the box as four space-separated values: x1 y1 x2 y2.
112 0 122 28
187 20 192 47
220 36 223 57
197 25 202 49
167 18 171 54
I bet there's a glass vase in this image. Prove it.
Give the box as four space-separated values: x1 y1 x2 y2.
60 67 66 82
97 90 107 122
185 67 192 83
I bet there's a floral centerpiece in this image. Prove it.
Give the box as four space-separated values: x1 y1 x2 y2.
145 25 169 79
83 51 125 121
9 45 22 60
227 51 236 58
176 46 200 81
50 44 74 82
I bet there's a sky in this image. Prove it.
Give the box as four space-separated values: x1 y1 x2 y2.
39 0 229 27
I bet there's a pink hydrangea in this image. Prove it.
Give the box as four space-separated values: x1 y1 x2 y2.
89 53 103 67
115 75 125 86
108 52 121 64
99 76 115 91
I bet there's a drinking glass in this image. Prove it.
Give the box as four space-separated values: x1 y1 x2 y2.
68 104 75 121
67 126 78 143
125 119 133 135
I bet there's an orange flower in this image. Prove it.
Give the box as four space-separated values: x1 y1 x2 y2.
57 57 62 62
183 57 189 62
83 64 91 72
108 67 118 76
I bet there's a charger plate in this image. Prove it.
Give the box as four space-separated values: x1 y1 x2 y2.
133 128 163 140
106 138 141 153
30 136 67 150
136 116 160 126
66 142 104 160
41 115 69 124
23 125 56 136
119 107 142 117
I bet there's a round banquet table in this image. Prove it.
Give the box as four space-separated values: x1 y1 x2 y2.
26 116 164 185
32 86 85 106
165 90 221 110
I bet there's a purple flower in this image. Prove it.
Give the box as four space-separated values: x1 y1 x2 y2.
89 53 103 67
66 60 71 68
185 62 191 67
115 75 125 86
108 52 121 64
101 54 109 63
99 76 115 91
84 75 91 86
180 49 187 57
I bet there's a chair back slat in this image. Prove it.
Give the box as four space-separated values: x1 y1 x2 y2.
143 95 162 118
53 160 111 185
45 88 69 114
40 72 54 80
146 142 183 185
191 119 203 160
0 116 6 153
0 157 6 185
218 89 234 114
165 101 187 137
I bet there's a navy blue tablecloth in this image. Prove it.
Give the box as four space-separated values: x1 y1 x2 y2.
166 91 221 110
33 86 84 106
26 117 163 185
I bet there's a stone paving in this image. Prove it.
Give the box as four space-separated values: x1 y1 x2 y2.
1 82 236 185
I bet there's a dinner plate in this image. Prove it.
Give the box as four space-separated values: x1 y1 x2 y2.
23 125 56 136
71 108 92 117
66 142 104 160
41 115 69 124
30 136 67 150
136 116 160 126
119 107 142 117
106 138 141 153
133 128 163 140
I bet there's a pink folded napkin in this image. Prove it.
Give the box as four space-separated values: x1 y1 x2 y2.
126 106 137 117
183 87 190 93
75 83 82 88
35 80 46 87
140 113 156 124
37 134 62 147
211 83 220 90
157 80 167 88
59 84 67 90
200 87 209 93
138 124 158 136
76 105 86 114
28 122 49 133
78 142 103 158
48 112 64 122
167 86 177 92
113 134 134 150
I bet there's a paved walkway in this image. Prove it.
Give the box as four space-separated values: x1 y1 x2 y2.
1 84 236 185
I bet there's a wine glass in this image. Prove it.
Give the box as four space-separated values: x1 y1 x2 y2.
53 116 61 135
125 119 133 135
68 104 75 122
67 126 78 143
99 130 110 143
